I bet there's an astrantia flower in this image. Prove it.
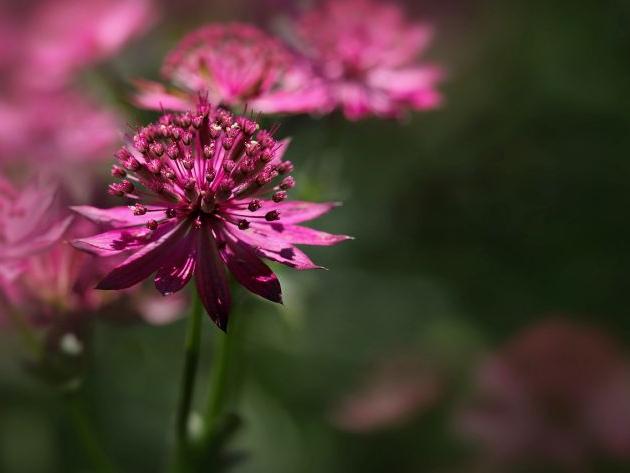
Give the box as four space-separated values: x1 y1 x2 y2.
71 102 350 330
134 23 328 115
18 0 155 90
457 318 630 468
291 0 443 120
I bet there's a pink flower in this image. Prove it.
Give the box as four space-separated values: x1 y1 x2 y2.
0 89 120 180
457 318 630 468
330 356 441 432
18 0 155 90
291 0 443 120
134 23 329 115
71 102 350 330
0 177 73 265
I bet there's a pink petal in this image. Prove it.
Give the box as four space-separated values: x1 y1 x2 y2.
252 222 352 246
218 232 282 304
154 228 197 295
227 224 322 270
195 224 231 331
0 215 73 259
71 222 175 256
71 205 165 228
96 221 190 290
227 200 339 224
132 80 193 111
250 87 331 114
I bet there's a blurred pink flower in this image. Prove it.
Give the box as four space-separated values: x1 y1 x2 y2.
18 0 155 90
134 23 329 115
133 289 187 326
71 102 350 330
291 0 443 120
457 318 630 468
331 356 441 432
0 89 120 179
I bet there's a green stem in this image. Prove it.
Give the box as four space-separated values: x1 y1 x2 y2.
66 392 117 473
203 326 231 442
174 293 204 467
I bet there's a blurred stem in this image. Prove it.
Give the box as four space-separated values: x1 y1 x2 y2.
202 317 233 444
5 305 41 358
174 292 204 468
66 392 117 473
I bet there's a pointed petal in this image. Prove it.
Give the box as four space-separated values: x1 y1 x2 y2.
132 79 193 111
195 225 231 331
96 221 190 290
227 224 322 270
218 231 282 304
154 228 197 295
71 222 175 256
71 205 165 228
252 222 351 246
227 200 339 224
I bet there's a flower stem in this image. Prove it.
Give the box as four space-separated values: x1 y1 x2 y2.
175 292 204 463
203 326 231 442
66 392 117 473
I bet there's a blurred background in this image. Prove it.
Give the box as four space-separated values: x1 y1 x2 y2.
1 0 630 472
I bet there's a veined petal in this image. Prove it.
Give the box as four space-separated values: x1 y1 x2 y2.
251 222 351 246
227 200 339 224
154 228 197 295
71 222 175 256
228 224 322 270
71 205 165 228
195 224 231 331
218 231 282 304
96 220 190 290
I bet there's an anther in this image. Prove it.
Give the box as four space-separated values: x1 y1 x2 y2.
280 176 295 190
272 191 287 203
205 170 216 183
248 199 262 212
111 165 126 178
203 143 215 159
182 131 193 146
150 142 164 156
238 219 250 230
276 161 294 175
165 208 176 218
223 161 235 173
132 203 147 215
265 210 280 221
166 143 179 159
146 219 158 230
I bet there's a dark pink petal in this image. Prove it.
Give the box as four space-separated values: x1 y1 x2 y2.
71 222 175 256
154 228 197 295
195 225 231 331
96 221 190 290
227 200 339 224
251 222 352 246
71 205 165 228
132 80 193 111
218 232 282 304
227 224 322 270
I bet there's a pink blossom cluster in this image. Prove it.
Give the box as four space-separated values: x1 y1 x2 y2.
135 0 443 120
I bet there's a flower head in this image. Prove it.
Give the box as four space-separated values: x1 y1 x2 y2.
458 318 630 468
72 101 350 330
292 0 443 120
134 23 328 115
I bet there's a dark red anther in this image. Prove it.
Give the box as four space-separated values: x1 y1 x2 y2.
132 203 147 215
209 124 222 139
182 156 195 170
205 170 216 183
166 143 179 160
237 219 250 230
111 165 126 178
146 219 158 230
184 178 196 191
280 176 295 190
182 131 193 145
124 157 141 171
260 148 274 163
192 115 204 129
134 135 148 153
223 161 235 173
222 137 234 150
248 199 262 212
238 118 258 136
203 143 215 159
171 127 183 140
150 142 164 157
245 141 261 157
108 183 124 197
146 159 162 174
165 208 177 218
161 167 176 180
276 161 294 175
272 191 287 203
257 130 275 149
115 148 132 163
180 114 192 128
265 210 280 221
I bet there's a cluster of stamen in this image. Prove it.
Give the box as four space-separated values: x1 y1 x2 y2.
108 104 296 232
